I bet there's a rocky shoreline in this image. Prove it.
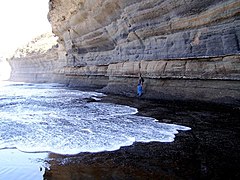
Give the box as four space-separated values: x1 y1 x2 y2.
7 0 240 106
2 0 240 179
42 94 240 179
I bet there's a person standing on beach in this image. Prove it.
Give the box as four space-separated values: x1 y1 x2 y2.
137 73 144 97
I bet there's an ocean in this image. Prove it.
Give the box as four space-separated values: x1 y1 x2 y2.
0 81 190 156
0 81 239 179
0 81 192 179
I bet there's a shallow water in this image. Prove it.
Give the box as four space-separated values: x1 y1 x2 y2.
0 81 239 179
0 81 190 155
0 81 192 179
0 149 47 180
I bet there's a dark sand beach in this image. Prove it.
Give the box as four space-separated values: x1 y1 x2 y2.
1 94 240 180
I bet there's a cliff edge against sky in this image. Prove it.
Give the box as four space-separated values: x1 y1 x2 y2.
8 0 240 105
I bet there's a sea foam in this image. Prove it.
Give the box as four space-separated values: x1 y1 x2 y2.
0 82 191 155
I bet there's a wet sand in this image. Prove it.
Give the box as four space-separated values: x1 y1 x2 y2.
1 94 240 179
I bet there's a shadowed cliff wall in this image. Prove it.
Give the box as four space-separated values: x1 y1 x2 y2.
9 0 240 105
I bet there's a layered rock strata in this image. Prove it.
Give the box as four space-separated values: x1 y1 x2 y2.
9 0 240 105
49 0 240 63
9 33 66 83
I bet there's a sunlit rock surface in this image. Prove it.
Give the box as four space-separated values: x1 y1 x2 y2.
8 0 240 105
8 32 66 83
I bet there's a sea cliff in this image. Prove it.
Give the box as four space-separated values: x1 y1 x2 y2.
8 0 240 105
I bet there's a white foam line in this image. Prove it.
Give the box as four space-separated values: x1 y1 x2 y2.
81 129 93 133
0 83 191 155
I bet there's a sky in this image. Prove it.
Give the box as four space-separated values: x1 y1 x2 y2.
0 0 51 57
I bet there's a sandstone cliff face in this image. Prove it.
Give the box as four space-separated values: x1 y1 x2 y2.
49 0 240 63
9 32 66 83
9 0 240 105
